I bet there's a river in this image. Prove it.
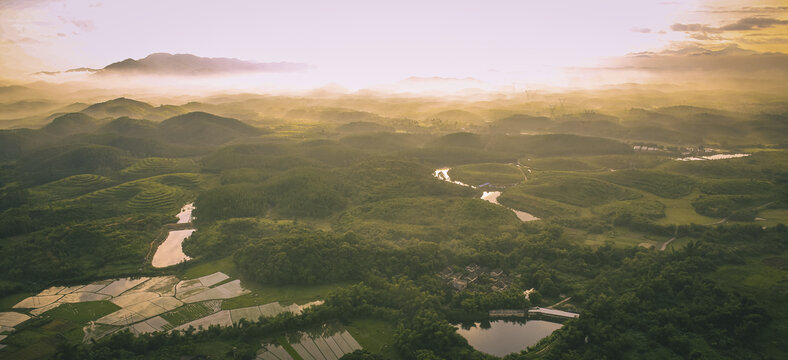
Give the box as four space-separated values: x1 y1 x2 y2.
434 168 539 222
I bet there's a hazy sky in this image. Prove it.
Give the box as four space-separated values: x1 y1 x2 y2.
1 0 786 90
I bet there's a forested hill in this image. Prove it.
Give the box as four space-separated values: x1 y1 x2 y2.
0 95 786 359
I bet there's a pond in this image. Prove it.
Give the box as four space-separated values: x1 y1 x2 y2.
151 229 194 268
456 319 563 357
151 203 197 268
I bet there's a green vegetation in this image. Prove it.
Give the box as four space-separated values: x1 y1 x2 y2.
600 169 696 198
521 157 596 171
160 302 215 327
497 188 581 218
0 94 785 360
121 157 199 179
516 174 641 207
448 163 523 186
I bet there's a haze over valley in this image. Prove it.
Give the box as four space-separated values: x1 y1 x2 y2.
0 1 786 359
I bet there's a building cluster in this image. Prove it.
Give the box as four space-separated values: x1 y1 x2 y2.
633 145 661 151
437 264 510 292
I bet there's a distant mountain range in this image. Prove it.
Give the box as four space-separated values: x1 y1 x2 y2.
36 53 309 76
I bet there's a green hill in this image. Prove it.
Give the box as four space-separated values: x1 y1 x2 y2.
489 114 554 133
18 144 131 184
97 117 158 138
80 97 188 121
158 112 264 145
40 113 98 136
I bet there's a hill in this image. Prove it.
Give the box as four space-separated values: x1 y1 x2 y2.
80 97 187 121
40 113 98 136
158 112 264 145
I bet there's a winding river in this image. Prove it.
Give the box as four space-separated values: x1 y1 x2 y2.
434 168 539 222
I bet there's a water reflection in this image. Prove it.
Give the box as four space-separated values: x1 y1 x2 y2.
456 319 562 357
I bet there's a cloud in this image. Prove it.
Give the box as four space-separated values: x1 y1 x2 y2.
57 16 96 32
720 17 788 31
631 27 652 33
671 23 716 32
671 17 788 34
697 6 788 14
688 33 725 41
603 45 788 78
739 37 788 45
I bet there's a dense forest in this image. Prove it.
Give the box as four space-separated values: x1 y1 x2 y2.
0 93 786 359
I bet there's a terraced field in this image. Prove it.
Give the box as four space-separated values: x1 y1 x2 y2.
62 173 201 212
31 174 114 201
121 157 198 178
127 185 182 212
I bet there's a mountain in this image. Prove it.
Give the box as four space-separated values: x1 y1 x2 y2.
82 53 308 76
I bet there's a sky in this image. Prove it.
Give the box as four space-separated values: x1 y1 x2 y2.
1 0 787 92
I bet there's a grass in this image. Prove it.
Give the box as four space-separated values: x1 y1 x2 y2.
222 283 346 310
709 251 788 359
753 209 788 227
563 227 670 249
180 256 238 280
497 187 581 218
279 337 304 360
517 174 641 207
654 192 718 225
179 256 347 310
1 301 120 359
0 292 34 311
664 236 694 251
448 163 524 186
344 318 397 354
521 157 597 171
41 301 120 343
599 169 696 199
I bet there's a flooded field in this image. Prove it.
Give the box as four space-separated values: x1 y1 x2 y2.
675 153 750 161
